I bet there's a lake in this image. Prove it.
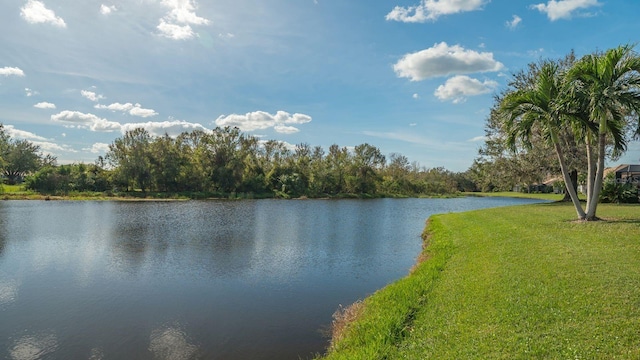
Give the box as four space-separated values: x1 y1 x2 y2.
0 197 544 360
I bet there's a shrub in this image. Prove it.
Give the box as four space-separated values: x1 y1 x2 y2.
600 179 639 204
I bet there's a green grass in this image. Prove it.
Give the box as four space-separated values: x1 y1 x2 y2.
1 184 25 193
321 202 640 359
466 191 567 201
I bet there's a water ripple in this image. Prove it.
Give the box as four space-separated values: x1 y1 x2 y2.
9 332 57 360
149 324 198 360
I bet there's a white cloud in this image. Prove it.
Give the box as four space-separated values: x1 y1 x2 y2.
157 20 195 40
157 0 210 40
20 0 66 28
95 102 134 112
25 88 38 96
52 110 206 137
506 14 522 29
215 111 312 133
413 93 420 99
34 102 56 109
100 4 117 15
434 75 498 103
531 0 600 21
121 120 208 137
129 104 158 118
394 42 504 81
273 125 300 134
386 0 489 23
4 125 48 141
81 90 105 102
218 33 235 39
0 67 25 77
1 128 73 156
33 140 76 153
84 142 111 154
51 110 121 132
161 0 210 25
468 135 487 142
95 102 158 118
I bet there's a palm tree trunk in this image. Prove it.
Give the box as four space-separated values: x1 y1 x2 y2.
554 141 586 219
586 131 606 220
585 133 596 210
561 169 578 201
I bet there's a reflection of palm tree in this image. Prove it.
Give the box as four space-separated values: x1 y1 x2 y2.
500 61 586 219
567 45 640 220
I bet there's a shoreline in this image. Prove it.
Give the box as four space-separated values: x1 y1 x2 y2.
319 202 640 359
0 191 468 202
0 190 560 202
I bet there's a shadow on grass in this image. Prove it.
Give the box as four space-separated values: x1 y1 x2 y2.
599 218 640 225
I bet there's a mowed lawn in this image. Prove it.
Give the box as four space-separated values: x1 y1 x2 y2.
322 202 640 359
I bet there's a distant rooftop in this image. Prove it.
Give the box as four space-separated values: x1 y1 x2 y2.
614 164 640 174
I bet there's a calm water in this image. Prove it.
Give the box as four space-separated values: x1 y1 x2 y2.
0 197 543 360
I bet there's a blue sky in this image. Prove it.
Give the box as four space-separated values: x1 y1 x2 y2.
1 0 639 171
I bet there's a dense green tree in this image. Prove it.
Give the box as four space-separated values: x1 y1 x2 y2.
0 125 9 171
2 139 48 184
382 153 411 194
26 162 110 194
149 134 187 192
499 61 586 218
204 127 247 193
474 53 587 195
566 45 640 220
308 146 328 196
346 143 385 194
263 140 292 194
325 144 349 194
238 135 266 194
177 130 211 192
107 128 152 191
0 121 471 198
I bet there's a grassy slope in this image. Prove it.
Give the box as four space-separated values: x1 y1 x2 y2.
322 202 640 359
467 191 569 201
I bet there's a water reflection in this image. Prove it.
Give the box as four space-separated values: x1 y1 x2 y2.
107 201 261 277
0 203 7 257
89 347 104 360
149 324 199 360
0 279 19 306
9 332 57 360
0 197 546 359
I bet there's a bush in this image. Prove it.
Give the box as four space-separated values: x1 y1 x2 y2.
600 180 639 204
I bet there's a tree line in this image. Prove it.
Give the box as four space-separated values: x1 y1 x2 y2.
1 124 476 198
5 45 638 211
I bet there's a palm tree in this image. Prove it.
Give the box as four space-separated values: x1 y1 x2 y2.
566 45 640 220
500 61 586 219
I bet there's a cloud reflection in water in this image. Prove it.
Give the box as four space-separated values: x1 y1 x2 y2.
149 324 198 360
9 333 57 360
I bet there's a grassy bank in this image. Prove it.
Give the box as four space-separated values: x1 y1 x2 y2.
466 191 567 201
0 185 265 201
321 202 640 359
0 184 466 201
